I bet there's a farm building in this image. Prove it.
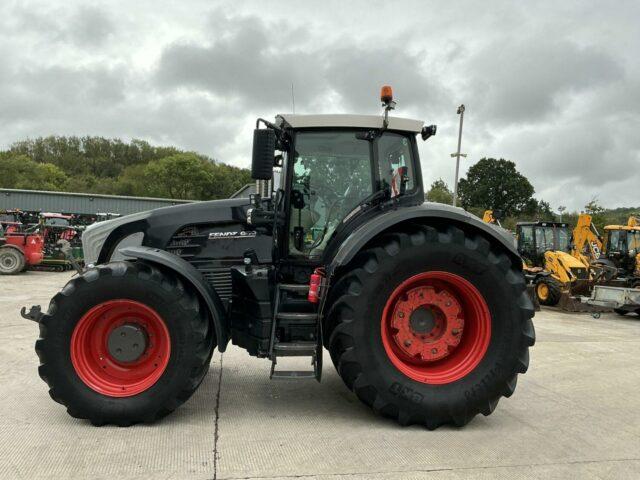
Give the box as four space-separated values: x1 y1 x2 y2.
0 183 257 218
0 188 196 216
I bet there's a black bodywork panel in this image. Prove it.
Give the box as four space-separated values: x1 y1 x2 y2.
102 198 274 353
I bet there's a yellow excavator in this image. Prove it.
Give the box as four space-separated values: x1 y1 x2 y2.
515 221 591 306
599 216 640 288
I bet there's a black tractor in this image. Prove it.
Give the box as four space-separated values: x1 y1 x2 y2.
27 88 534 428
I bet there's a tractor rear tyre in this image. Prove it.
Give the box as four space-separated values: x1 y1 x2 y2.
35 261 215 426
325 224 535 429
0 247 25 275
535 276 562 306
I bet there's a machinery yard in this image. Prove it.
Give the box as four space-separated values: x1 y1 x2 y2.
1 271 639 480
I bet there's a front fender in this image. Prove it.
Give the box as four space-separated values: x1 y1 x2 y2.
327 202 520 273
119 246 229 352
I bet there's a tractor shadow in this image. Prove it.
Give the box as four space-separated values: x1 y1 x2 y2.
173 352 470 431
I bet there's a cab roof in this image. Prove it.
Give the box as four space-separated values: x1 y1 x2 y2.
276 114 424 133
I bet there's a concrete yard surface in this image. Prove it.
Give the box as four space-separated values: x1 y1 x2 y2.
1 271 639 479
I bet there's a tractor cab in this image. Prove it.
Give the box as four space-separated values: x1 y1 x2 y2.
516 221 571 267
248 88 436 273
0 209 25 234
277 117 425 259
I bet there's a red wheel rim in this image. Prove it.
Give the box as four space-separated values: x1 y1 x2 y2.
381 272 491 384
71 300 171 397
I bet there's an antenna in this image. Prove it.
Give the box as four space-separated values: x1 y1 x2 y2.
291 82 295 114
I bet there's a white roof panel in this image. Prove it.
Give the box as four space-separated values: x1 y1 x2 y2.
277 114 424 133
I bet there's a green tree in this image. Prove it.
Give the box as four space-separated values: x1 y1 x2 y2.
2 136 253 200
458 158 534 216
521 198 554 220
143 153 213 199
425 178 453 204
584 197 607 230
0 154 68 191
206 163 253 199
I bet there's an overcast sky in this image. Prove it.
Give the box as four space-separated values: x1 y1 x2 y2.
1 0 638 210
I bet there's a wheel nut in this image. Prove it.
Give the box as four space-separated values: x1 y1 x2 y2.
431 348 438 354
398 312 404 318
452 329 460 335
404 339 412 347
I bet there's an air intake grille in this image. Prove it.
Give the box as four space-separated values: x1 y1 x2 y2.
199 267 233 301
167 225 233 302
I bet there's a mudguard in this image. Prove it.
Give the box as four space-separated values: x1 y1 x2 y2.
119 246 229 352
0 244 23 253
327 202 520 273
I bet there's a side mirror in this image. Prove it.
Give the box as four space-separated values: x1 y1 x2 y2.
252 129 276 180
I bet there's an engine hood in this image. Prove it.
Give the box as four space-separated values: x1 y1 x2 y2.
83 197 252 265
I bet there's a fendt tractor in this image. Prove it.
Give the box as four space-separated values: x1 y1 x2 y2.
24 88 534 428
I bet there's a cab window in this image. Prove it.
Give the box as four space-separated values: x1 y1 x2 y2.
519 225 534 252
289 131 373 257
377 133 415 194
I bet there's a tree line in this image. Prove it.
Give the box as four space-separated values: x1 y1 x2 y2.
425 157 637 231
0 136 252 200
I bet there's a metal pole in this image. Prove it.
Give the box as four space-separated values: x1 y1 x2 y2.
452 104 465 207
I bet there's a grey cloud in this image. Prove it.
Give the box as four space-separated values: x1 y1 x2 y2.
155 11 450 117
4 4 114 48
68 6 115 47
1 0 639 211
156 13 321 109
465 38 623 125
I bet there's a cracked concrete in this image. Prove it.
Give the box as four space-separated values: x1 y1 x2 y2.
1 271 639 479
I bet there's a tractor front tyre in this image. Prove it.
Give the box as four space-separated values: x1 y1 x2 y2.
0 247 25 275
35 261 215 426
535 276 562 306
326 224 535 429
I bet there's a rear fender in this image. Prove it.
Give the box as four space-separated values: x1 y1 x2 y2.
119 246 229 352
1 243 24 255
327 203 521 274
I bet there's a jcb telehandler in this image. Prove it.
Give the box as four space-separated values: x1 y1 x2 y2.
24 88 534 428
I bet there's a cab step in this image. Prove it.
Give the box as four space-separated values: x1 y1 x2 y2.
279 283 310 293
271 370 317 379
276 312 317 321
268 283 322 382
273 341 317 356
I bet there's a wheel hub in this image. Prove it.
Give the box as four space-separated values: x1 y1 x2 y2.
1 254 17 269
70 299 171 397
409 307 436 334
390 285 464 362
107 323 148 363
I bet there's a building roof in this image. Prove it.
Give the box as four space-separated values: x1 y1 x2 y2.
1 188 196 216
277 114 424 133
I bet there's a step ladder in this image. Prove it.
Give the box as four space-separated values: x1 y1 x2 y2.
269 283 322 381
